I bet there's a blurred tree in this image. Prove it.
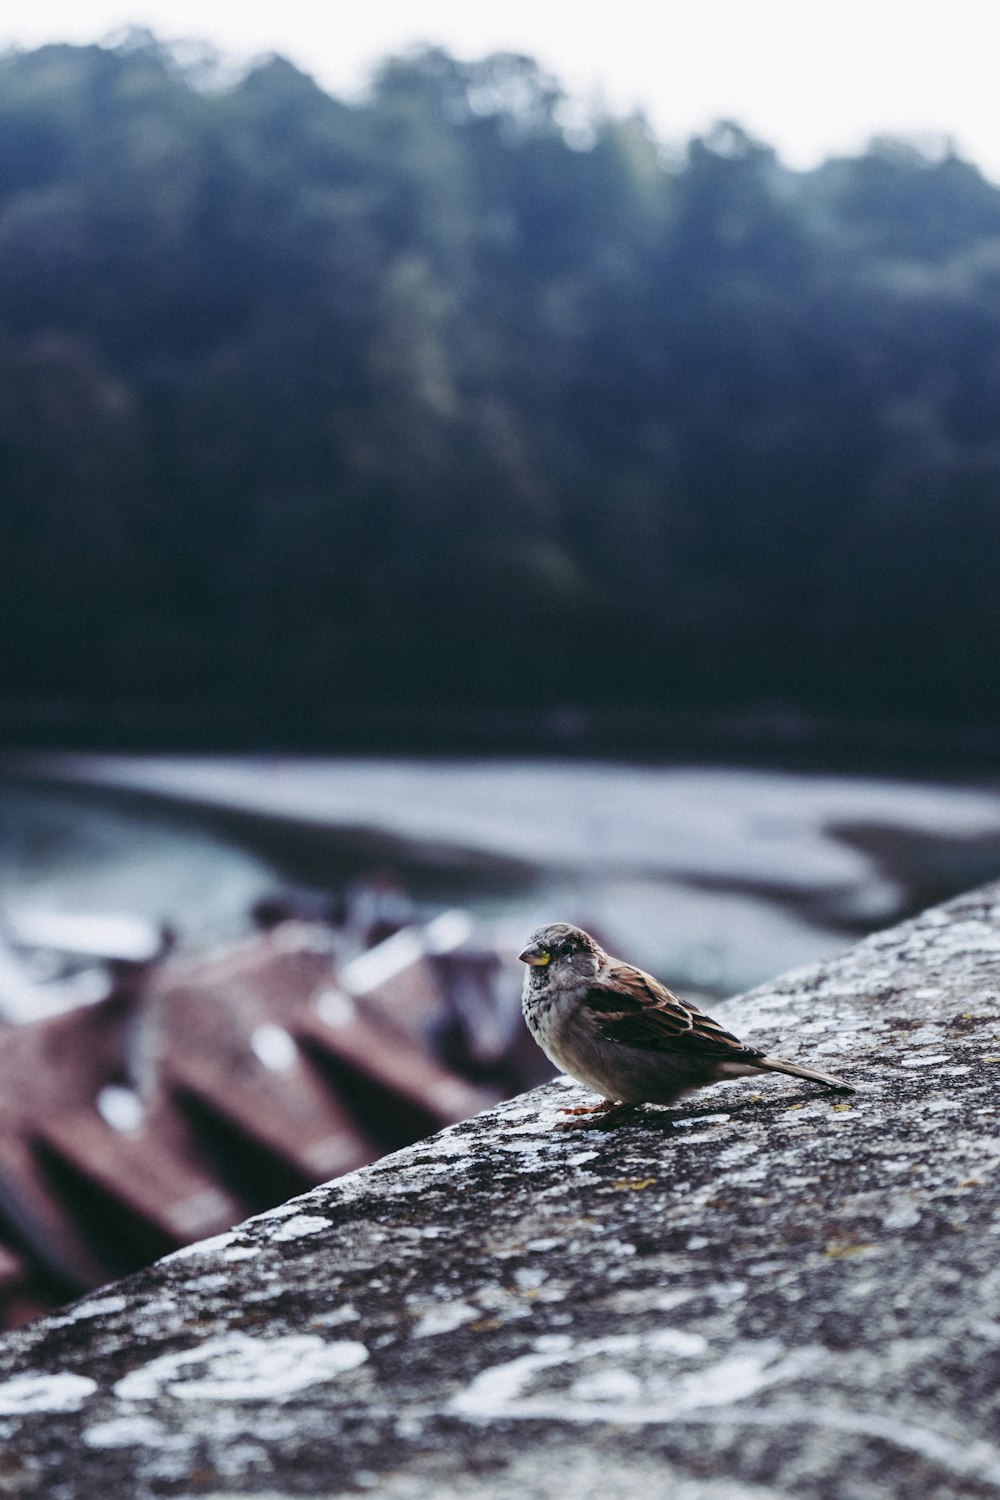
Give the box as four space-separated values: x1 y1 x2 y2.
1 37 1000 739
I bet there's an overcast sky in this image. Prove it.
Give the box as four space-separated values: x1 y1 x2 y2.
4 1 1000 178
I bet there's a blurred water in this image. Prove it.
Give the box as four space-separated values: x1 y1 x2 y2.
5 757 1000 1004
0 781 278 954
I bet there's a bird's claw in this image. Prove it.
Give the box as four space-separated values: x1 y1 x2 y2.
555 1102 638 1131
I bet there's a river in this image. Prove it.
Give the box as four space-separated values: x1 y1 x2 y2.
4 755 1000 1008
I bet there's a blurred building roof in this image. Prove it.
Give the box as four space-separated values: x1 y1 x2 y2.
0 912 536 1329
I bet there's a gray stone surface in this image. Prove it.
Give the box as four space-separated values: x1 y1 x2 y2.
1 885 999 1498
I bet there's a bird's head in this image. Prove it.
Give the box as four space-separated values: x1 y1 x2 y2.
518 923 601 982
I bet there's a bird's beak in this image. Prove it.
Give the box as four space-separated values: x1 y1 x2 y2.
518 943 551 967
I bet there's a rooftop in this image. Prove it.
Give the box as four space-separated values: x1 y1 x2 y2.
0 910 538 1326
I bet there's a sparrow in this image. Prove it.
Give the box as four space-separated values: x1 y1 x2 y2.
519 922 852 1126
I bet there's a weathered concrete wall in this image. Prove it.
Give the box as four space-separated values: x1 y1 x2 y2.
0 883 999 1498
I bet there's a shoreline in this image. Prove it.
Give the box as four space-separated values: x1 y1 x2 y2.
2 704 1000 780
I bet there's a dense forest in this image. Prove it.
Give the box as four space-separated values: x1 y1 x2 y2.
2 33 1000 748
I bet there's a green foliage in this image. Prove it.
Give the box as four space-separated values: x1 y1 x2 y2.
2 36 1000 732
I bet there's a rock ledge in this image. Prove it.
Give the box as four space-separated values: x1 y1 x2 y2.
1 884 1000 1498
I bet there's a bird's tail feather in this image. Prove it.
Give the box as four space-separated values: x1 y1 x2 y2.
756 1054 853 1091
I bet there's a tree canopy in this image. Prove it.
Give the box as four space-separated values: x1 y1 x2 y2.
2 34 1000 742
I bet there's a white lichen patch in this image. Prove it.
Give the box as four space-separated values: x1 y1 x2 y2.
311 1304 360 1328
673 1113 732 1128
47 1293 128 1327
673 1129 740 1146
722 1402 1000 1488
113 1332 368 1403
161 1230 238 1262
450 1333 819 1426
883 1204 922 1230
0 1372 97 1415
570 1367 644 1402
449 1332 803 1422
411 1301 479 1338
714 1141 760 1167
595 1287 696 1315
83 1414 186 1450
419 1135 477 1157
513 1267 547 1291
184 1273 232 1295
267 1214 330 1243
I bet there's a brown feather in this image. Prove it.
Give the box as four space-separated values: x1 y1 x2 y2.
589 963 761 1060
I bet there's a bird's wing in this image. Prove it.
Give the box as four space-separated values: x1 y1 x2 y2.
586 965 760 1060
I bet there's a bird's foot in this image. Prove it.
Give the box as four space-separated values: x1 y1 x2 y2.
556 1101 638 1131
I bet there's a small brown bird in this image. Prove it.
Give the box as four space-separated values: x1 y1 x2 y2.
519 922 852 1126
